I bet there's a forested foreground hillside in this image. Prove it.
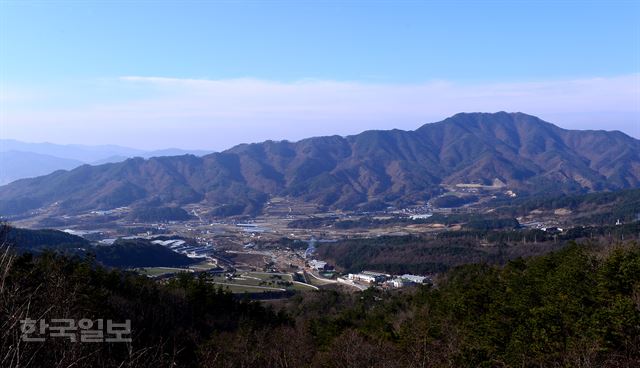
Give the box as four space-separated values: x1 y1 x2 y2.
1 238 639 367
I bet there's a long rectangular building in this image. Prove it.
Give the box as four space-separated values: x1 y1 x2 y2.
348 271 388 283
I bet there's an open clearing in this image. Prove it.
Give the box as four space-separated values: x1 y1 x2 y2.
134 267 191 277
209 271 317 293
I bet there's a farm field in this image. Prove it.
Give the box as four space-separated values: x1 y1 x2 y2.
135 267 192 277
210 271 317 293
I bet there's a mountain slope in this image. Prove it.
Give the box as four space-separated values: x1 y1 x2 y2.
1 112 638 216
0 140 213 184
0 139 145 162
3 226 198 268
0 151 84 185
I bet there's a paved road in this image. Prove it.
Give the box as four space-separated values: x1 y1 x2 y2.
336 278 369 291
305 270 366 291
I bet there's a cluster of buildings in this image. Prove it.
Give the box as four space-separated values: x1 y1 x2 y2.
142 238 217 259
106 236 216 259
347 271 431 288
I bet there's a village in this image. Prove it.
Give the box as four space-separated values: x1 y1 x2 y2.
14 192 602 298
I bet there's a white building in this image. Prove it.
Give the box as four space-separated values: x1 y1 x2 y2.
389 278 406 288
309 260 331 271
348 273 378 283
348 271 389 284
401 274 429 284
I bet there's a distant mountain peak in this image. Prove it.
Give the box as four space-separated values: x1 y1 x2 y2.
1 112 638 216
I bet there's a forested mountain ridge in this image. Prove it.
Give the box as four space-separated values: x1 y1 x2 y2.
1 112 638 216
3 226 197 268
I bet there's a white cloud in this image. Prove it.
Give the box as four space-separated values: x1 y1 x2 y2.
1 74 639 150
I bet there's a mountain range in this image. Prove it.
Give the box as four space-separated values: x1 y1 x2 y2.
1 112 638 216
0 139 211 185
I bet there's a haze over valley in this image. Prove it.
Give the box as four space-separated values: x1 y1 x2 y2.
0 139 211 184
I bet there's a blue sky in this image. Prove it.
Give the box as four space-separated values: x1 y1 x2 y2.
1 0 639 150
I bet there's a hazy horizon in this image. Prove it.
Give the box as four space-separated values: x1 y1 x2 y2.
1 109 639 152
1 1 639 150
